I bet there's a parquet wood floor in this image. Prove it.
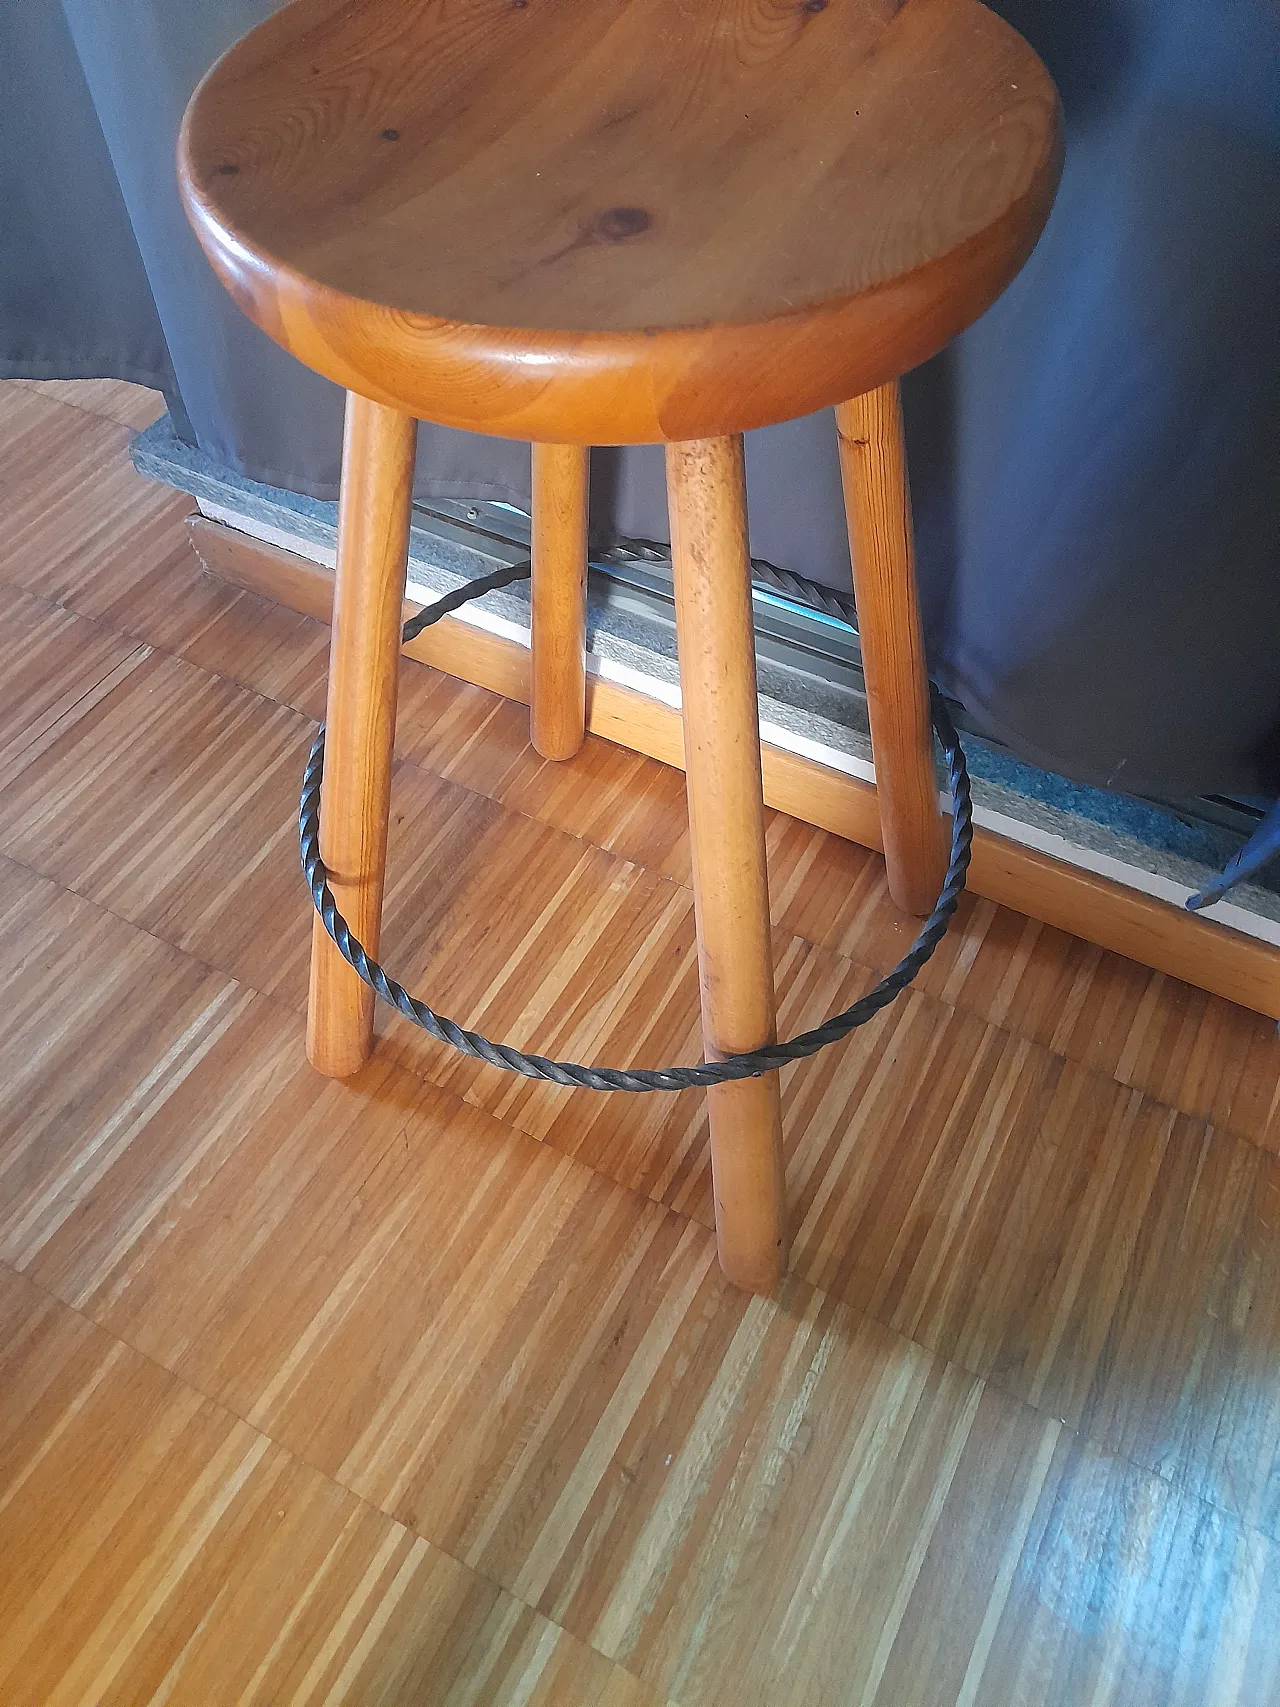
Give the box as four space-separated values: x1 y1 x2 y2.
1 378 1278 1704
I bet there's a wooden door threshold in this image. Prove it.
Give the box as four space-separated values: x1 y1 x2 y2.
188 514 1280 1020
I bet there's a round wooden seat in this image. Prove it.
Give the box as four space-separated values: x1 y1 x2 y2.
179 0 1061 444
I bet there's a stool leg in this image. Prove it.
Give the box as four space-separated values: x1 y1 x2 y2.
835 384 948 916
667 436 787 1295
530 442 589 760
307 393 416 1078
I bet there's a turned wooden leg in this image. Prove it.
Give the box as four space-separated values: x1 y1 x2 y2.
667 435 787 1294
835 384 948 916
530 442 589 760
307 393 416 1077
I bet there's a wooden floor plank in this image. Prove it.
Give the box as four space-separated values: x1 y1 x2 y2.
767 814 1280 1152
0 583 150 789
10 376 166 430
955 1427 1280 1707
0 1267 668 1707
0 866 246 1276
0 642 320 983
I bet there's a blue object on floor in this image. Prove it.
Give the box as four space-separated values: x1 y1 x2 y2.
1187 798 1280 911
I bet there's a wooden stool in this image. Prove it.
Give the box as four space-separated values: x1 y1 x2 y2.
180 0 1061 1294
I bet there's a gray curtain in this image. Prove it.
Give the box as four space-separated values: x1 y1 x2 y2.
4 0 1277 799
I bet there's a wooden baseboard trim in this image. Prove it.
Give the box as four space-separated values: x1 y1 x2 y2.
188 513 1280 1019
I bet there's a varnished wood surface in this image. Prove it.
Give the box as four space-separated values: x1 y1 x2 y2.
178 0 1062 441
668 437 786 1291
530 442 589 760
837 384 949 915
4 381 1280 1702
189 513 1280 1022
10 375 167 430
307 395 417 1076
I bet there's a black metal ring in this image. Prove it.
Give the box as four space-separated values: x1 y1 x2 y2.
299 561 973 1092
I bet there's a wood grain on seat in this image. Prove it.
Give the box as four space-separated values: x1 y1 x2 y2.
179 0 1062 442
